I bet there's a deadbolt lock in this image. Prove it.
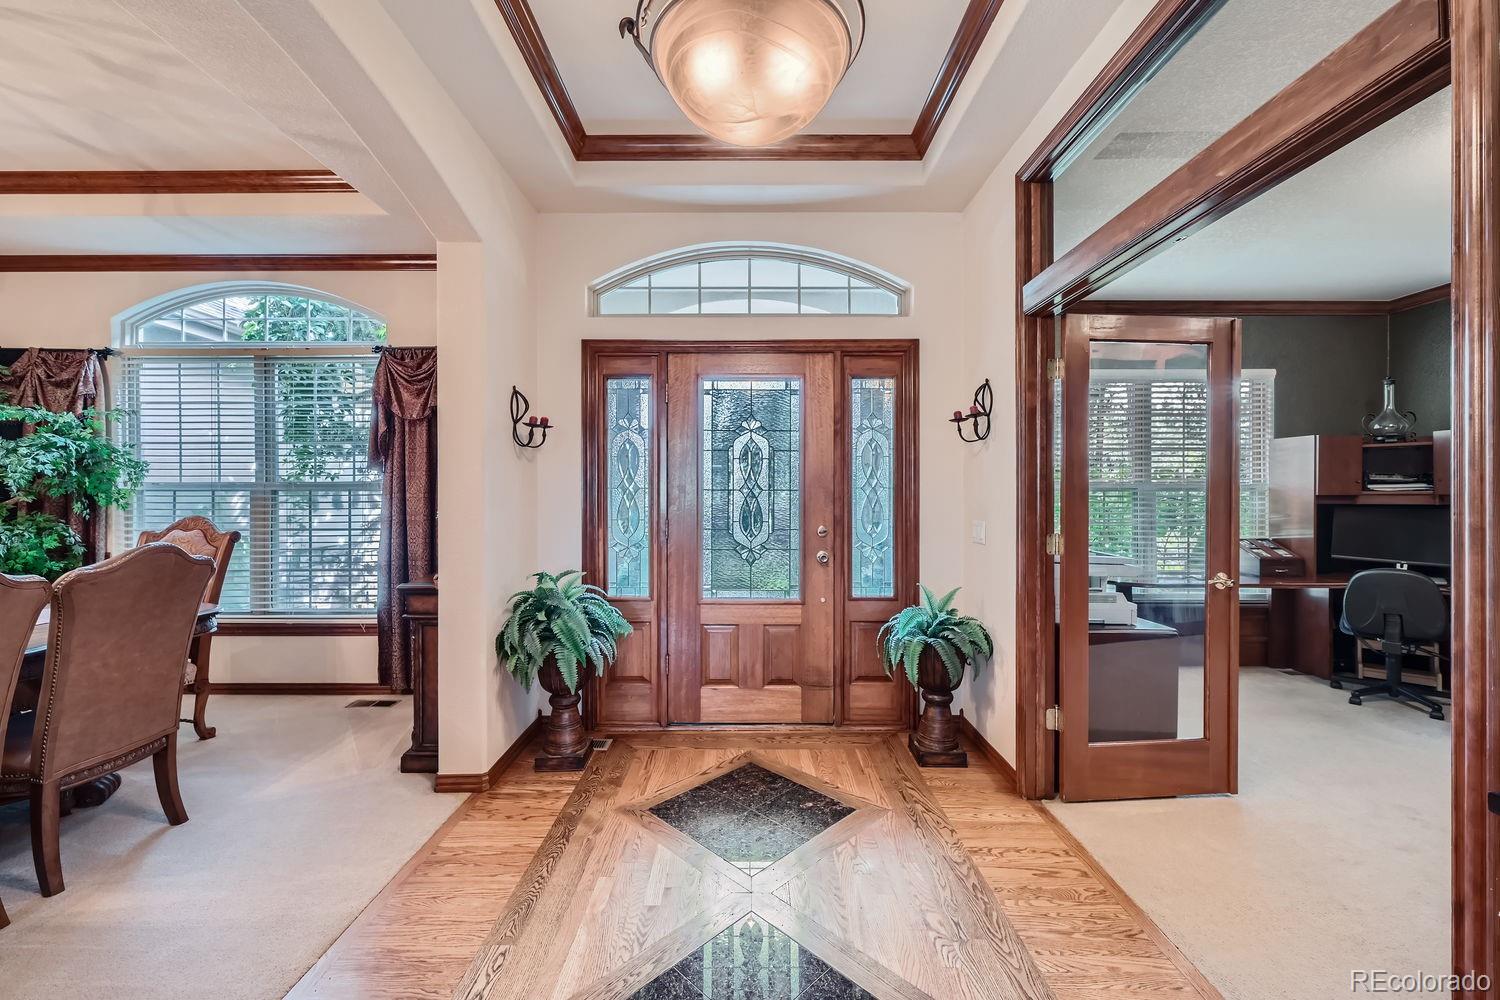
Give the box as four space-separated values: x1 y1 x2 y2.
816 524 829 537
816 550 830 565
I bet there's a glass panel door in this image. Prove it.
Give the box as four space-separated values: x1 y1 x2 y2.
1059 314 1240 801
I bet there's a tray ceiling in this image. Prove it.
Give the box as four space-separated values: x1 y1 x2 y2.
531 0 973 135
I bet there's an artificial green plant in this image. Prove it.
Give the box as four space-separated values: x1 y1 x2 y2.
496 570 633 695
878 584 993 687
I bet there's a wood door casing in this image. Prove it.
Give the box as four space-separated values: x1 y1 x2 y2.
667 352 836 724
1058 314 1240 801
582 341 918 731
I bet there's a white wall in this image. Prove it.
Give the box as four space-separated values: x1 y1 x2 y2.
533 213 969 606
0 267 436 686
956 0 1158 763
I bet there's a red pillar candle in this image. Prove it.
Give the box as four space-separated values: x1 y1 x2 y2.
952 410 963 420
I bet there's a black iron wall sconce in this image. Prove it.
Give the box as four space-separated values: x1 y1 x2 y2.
950 379 992 443
511 386 554 449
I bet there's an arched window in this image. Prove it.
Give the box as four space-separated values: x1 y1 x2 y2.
590 243 909 316
118 285 387 617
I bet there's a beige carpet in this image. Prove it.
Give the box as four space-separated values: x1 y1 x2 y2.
1048 666 1450 1000
0 696 464 1000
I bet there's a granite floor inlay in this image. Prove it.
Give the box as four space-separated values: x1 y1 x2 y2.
629 912 874 1000
648 764 855 873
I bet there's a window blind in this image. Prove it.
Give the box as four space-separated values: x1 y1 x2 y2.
1060 368 1275 585
119 353 380 616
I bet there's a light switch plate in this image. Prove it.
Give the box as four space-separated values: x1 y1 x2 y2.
971 520 987 545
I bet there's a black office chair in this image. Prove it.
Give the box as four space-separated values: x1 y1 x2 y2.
1338 568 1448 720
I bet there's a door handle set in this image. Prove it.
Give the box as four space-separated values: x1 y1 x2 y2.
1210 572 1237 591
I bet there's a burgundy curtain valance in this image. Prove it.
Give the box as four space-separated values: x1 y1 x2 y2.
3 348 101 414
371 346 437 691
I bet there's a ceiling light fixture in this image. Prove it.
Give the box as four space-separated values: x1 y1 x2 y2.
620 0 865 147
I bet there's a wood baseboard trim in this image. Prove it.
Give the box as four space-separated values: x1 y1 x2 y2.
958 715 1018 786
434 713 545 793
1029 801 1226 1000
216 619 376 637
210 683 393 695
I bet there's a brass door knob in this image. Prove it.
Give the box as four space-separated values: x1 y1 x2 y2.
1210 572 1236 590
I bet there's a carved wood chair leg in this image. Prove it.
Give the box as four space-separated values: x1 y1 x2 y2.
30 781 64 897
189 636 216 740
153 733 189 826
0 893 8 930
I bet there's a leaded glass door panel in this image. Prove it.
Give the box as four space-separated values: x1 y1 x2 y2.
666 353 837 723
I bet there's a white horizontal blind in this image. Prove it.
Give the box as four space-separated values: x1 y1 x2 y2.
120 352 380 616
1079 368 1274 584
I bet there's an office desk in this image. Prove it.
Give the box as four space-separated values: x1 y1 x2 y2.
1088 618 1181 741
1243 574 1450 679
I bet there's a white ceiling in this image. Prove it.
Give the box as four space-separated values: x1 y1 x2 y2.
1054 0 1402 254
0 0 319 171
1089 86 1452 301
530 0 973 134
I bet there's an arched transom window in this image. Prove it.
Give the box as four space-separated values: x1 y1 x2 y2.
118 285 387 617
591 243 909 316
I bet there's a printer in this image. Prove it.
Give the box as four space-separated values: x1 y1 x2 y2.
1053 552 1142 626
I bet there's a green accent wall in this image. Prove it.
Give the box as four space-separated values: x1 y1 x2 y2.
1241 305 1452 438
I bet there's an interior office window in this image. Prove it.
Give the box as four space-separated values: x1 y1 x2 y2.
592 244 907 316
1081 368 1274 584
118 289 386 617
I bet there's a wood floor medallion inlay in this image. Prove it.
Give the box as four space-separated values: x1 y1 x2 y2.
451 736 1054 1000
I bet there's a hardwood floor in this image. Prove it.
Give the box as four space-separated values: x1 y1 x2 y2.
288 732 1218 1000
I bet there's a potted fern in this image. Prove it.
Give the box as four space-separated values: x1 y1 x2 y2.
879 585 992 767
497 571 632 771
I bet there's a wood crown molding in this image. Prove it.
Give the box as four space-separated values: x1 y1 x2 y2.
1074 284 1452 316
0 170 353 195
434 714 545 793
494 0 1002 161
0 254 437 272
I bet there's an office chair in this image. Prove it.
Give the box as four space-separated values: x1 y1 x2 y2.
1339 568 1448 720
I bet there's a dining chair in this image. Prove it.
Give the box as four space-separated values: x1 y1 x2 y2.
0 574 51 928
137 516 240 740
0 544 213 897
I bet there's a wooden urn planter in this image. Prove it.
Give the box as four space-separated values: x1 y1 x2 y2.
535 658 595 772
909 648 968 768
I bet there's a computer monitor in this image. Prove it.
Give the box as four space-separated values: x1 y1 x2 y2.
1328 505 1451 570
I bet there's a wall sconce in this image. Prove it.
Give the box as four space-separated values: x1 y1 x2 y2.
949 379 992 443
510 386 553 449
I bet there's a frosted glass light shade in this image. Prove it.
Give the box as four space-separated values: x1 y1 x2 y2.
650 0 855 147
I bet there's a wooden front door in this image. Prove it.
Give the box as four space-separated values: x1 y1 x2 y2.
1058 314 1240 801
666 352 836 724
583 341 917 730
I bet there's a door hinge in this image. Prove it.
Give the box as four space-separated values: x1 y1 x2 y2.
1045 533 1063 556
664 653 670 677
1046 358 1064 382
1044 706 1062 731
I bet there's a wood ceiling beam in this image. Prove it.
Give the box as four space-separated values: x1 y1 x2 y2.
1072 284 1453 316
1021 0 1451 315
493 0 1002 162
0 254 434 272
0 170 354 195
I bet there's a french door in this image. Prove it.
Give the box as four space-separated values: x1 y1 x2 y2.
1058 314 1240 801
582 341 918 730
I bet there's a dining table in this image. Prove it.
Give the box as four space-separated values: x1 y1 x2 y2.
12 602 219 808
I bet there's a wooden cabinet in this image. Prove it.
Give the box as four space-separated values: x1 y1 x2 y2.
399 579 438 773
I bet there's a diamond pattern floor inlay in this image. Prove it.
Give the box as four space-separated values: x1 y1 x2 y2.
629 912 874 1000
648 764 855 874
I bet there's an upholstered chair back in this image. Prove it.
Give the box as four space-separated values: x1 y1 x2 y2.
0 573 51 752
32 544 213 782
